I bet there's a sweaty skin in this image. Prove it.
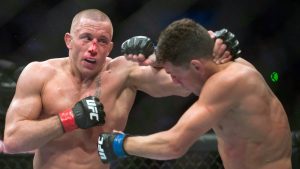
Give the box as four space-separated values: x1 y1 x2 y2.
124 58 292 169
3 11 188 169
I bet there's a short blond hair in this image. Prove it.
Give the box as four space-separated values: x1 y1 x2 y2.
70 9 113 35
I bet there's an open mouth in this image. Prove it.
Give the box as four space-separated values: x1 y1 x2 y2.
84 58 96 64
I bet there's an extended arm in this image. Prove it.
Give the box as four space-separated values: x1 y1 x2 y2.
120 36 190 97
123 29 241 66
98 75 239 162
128 62 190 97
98 98 227 162
124 101 217 160
123 30 241 97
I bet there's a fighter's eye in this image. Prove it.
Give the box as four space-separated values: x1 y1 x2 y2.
97 37 110 46
79 34 93 41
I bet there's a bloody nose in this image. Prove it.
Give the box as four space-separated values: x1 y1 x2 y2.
89 41 98 55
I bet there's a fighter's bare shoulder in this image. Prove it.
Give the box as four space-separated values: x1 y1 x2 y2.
20 58 67 82
203 62 261 102
228 61 262 90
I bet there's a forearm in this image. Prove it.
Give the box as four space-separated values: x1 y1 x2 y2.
124 131 185 160
4 116 63 153
136 66 190 97
98 129 193 163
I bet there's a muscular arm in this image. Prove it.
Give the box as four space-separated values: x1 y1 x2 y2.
128 58 190 97
4 62 63 153
125 32 239 98
123 73 240 160
124 102 215 160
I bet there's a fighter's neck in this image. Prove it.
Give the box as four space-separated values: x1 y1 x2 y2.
215 61 234 72
204 60 234 78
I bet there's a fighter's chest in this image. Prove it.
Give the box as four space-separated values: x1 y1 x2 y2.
40 82 96 116
40 71 129 117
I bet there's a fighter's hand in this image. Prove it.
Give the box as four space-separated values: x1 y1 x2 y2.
208 29 241 64
58 96 105 132
98 132 129 164
121 36 155 66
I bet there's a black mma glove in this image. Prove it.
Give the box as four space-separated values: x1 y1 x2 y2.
214 28 241 58
121 36 155 58
98 132 129 163
58 96 105 132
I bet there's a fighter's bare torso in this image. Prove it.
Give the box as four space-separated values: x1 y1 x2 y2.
34 57 138 169
211 60 292 169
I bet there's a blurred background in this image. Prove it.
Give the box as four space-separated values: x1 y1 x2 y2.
0 0 299 168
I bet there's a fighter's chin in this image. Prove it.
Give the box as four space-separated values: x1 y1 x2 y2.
192 91 200 96
180 85 198 96
192 88 202 96
79 66 99 77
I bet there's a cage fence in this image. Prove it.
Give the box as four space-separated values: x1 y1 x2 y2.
0 132 299 169
0 134 223 169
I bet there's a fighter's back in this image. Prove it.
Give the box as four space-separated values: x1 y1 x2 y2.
212 60 292 169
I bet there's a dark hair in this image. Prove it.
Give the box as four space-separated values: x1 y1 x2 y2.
156 18 213 67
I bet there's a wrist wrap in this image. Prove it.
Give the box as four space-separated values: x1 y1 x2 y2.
58 109 78 132
113 134 128 158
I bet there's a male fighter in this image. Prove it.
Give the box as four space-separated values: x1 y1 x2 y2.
4 9 238 169
98 18 292 169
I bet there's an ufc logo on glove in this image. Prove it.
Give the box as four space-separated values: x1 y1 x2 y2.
58 96 105 132
98 136 107 160
97 133 129 163
86 99 99 121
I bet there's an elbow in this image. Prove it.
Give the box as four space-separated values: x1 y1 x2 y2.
0 140 6 153
167 141 188 159
3 136 21 154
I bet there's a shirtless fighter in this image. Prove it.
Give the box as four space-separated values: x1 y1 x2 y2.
3 9 238 169
98 18 292 169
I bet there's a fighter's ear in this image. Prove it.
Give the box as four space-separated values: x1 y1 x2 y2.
64 33 72 49
190 59 203 72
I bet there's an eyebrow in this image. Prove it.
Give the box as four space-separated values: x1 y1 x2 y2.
78 32 91 38
78 33 110 40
